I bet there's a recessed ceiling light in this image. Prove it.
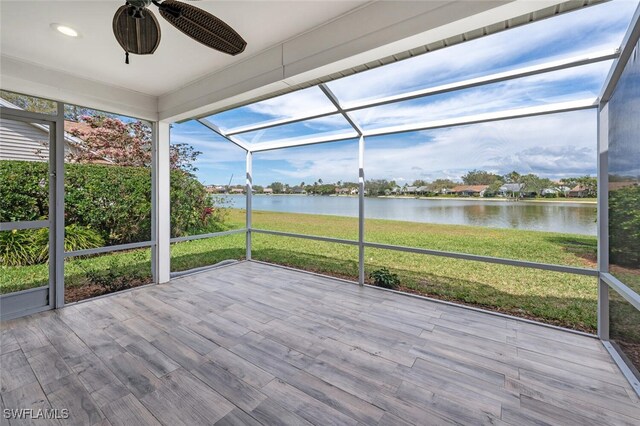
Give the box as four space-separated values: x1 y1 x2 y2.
52 24 78 37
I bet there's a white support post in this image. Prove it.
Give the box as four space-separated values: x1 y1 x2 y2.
155 121 171 283
597 102 610 340
358 136 365 286
246 152 253 260
54 103 65 308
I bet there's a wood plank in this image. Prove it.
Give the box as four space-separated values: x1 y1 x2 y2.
42 375 105 426
206 346 274 389
1 381 60 426
140 369 234 426
192 360 267 411
0 349 38 392
150 332 207 371
214 408 261 426
101 353 161 399
25 345 72 386
249 398 314 426
263 379 359 426
101 394 160 426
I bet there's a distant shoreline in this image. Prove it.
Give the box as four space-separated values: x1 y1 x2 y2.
228 193 597 204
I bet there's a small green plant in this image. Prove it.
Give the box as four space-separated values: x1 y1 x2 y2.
370 267 400 289
79 250 147 293
0 229 38 266
0 225 104 266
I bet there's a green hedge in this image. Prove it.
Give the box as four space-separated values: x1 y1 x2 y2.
609 184 640 267
1 160 223 246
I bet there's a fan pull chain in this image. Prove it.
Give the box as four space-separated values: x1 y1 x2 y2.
125 51 129 64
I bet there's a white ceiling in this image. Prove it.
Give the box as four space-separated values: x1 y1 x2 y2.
0 0 367 96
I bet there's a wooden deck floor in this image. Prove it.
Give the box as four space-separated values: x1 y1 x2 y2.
1 261 639 425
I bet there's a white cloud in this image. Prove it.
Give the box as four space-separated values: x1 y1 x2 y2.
250 110 598 185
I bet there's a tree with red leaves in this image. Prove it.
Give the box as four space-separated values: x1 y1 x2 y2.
66 115 201 173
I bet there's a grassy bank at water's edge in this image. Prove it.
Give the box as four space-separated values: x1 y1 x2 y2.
2 209 603 331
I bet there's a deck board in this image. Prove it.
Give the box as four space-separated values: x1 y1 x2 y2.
1 261 638 425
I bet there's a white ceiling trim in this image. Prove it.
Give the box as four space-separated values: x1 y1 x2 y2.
1 55 158 121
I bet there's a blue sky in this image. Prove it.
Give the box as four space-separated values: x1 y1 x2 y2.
171 0 638 186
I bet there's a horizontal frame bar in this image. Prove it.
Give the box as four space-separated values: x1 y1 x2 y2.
250 259 597 338
249 229 597 276
219 49 617 138
64 241 154 258
0 106 57 124
250 131 360 152
225 111 337 136
601 272 640 311
344 48 618 111
362 98 597 138
249 99 597 152
251 228 359 246
364 241 598 276
170 228 246 243
0 220 48 231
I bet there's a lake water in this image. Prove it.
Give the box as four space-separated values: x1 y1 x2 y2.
226 195 597 235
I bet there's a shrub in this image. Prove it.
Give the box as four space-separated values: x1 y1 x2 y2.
0 230 38 266
370 267 400 289
78 249 147 293
0 225 104 266
609 184 640 267
0 160 227 246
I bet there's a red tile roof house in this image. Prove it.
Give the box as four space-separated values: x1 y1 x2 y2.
451 185 489 197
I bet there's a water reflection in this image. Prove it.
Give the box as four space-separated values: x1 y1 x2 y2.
227 195 596 235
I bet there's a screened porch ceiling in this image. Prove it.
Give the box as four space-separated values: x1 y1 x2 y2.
194 0 637 153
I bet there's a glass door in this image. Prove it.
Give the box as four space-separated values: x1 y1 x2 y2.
0 112 57 319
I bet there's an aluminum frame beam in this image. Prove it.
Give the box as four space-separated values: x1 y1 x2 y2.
197 118 250 152
216 49 618 139
599 3 640 103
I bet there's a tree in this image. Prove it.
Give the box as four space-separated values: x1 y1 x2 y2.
503 171 521 183
269 182 284 194
428 179 457 193
461 170 503 185
520 174 552 196
366 179 396 196
561 176 597 197
318 178 323 185
66 115 201 173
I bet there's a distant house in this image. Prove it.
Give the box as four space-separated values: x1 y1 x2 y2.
336 187 350 195
567 185 589 198
608 181 638 191
349 187 358 195
416 186 430 195
499 183 524 198
451 185 489 197
230 188 244 194
0 98 102 163
292 187 307 194
263 188 273 194
206 185 226 194
391 186 402 194
402 186 418 194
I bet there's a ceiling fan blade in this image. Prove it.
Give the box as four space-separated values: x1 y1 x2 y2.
112 5 161 55
157 0 246 55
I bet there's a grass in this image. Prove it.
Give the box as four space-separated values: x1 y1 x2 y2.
2 208 604 331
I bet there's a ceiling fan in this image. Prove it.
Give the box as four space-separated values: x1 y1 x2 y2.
112 0 247 64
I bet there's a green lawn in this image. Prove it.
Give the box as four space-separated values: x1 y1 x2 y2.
1 208 602 331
